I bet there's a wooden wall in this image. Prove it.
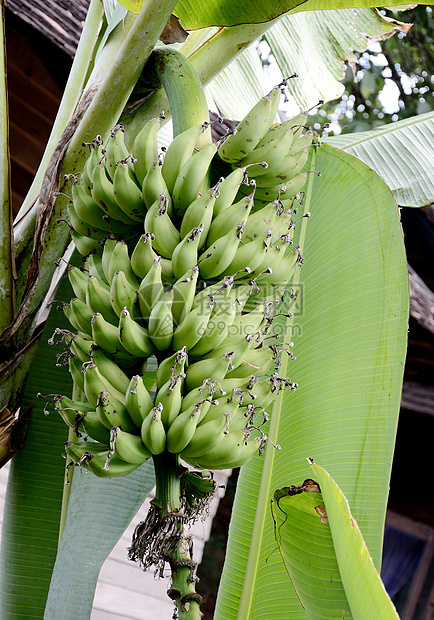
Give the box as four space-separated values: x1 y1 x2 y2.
5 15 64 217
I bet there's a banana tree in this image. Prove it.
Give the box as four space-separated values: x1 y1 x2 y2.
0 0 431 618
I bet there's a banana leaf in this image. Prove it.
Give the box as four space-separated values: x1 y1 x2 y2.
271 461 400 619
326 111 434 207
203 7 406 119
118 0 432 30
214 143 408 618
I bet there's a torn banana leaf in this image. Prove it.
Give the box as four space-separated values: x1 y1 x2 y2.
271 461 400 620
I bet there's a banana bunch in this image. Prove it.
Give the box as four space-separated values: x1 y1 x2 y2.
58 85 313 479
66 121 167 250
217 88 314 209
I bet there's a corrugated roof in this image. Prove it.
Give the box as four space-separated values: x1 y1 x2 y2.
6 0 90 57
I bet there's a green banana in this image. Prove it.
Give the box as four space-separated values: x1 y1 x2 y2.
54 395 94 422
91 162 137 226
237 126 295 177
180 415 227 458
183 430 261 470
160 257 174 279
86 252 107 283
242 172 308 202
113 161 146 222
242 200 279 240
81 135 104 195
212 167 246 217
206 193 254 247
144 193 180 259
54 396 93 429
109 270 138 317
69 335 93 362
90 347 131 395
225 345 275 379
83 362 126 408
142 156 172 213
70 230 102 256
96 390 137 434
67 266 88 302
252 116 301 150
156 377 184 428
66 439 139 477
111 426 152 465
132 116 162 186
255 246 298 286
162 124 204 194
198 227 242 279
125 375 155 427
171 267 199 325
197 397 240 425
80 410 112 444
222 231 272 276
137 257 164 321
141 404 166 455
101 237 117 281
89 453 140 477
86 275 119 325
131 233 157 280
184 353 233 392
119 307 156 357
106 241 139 288
179 188 216 245
155 347 188 389
148 289 174 351
91 312 131 359
71 181 112 232
68 356 85 392
188 287 237 357
172 142 217 216
171 294 215 352
254 149 309 187
87 451 141 477
289 130 314 154
218 86 281 163
65 440 109 465
104 124 131 181
191 280 227 311
171 225 203 280
178 381 217 418
67 200 107 241
200 335 253 370
64 298 93 337
166 405 200 454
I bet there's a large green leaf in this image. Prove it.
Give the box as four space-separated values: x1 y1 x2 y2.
271 463 399 619
172 0 431 30
326 111 434 207
0 277 74 619
44 462 155 620
214 144 408 618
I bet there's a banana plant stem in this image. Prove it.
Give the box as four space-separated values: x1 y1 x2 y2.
14 0 103 224
152 451 203 619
